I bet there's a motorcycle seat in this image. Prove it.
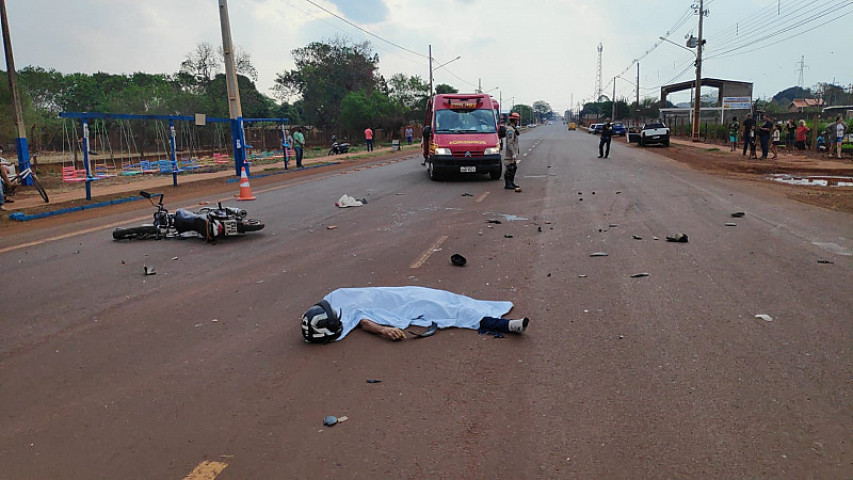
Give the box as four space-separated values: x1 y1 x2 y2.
174 209 212 239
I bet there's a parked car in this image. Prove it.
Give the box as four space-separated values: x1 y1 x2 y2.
588 123 602 134
626 126 641 143
639 122 671 147
611 122 627 136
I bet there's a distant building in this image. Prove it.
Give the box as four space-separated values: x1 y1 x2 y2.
788 98 824 112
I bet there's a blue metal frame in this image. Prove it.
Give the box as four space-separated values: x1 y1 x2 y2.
59 112 289 200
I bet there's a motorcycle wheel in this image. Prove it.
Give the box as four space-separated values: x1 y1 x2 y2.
328 148 335 156
237 219 265 233
31 174 49 203
113 225 159 240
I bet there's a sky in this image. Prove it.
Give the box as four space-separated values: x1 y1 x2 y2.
6 0 853 114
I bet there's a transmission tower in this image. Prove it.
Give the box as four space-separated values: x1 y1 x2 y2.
796 55 807 88
595 43 603 100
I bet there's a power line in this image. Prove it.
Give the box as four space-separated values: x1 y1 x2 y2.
302 0 428 59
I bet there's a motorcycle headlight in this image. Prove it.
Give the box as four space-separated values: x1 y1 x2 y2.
434 147 451 156
484 146 501 155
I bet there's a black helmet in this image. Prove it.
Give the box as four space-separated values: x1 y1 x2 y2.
301 300 342 343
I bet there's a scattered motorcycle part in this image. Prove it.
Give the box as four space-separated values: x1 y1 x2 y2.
630 272 650 278
409 321 438 338
323 416 338 427
590 252 608 257
143 265 156 275
366 379 382 384
450 254 467 266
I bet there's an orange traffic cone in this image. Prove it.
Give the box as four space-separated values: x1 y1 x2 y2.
237 166 256 201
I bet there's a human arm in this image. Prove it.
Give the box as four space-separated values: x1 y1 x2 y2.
358 318 406 341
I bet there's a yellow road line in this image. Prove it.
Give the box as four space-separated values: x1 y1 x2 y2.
410 235 448 269
183 460 228 480
475 191 490 203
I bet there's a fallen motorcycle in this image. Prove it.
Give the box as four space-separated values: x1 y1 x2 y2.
328 140 350 155
112 191 264 241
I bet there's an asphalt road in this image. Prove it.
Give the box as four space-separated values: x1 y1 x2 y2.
1 124 850 479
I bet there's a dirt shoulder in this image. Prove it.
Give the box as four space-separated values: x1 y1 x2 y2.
649 138 853 214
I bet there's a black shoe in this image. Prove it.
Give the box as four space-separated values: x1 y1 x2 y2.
597 155 603 158
604 155 609 158
505 184 515 190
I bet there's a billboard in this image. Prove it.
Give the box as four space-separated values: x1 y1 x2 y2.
723 96 752 110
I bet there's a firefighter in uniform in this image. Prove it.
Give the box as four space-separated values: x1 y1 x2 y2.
504 112 521 190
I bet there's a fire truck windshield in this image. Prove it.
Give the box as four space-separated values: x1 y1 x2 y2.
434 109 497 134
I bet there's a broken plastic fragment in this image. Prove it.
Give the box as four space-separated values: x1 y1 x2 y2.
665 233 688 243
366 379 382 384
730 212 745 217
755 314 773 322
725 223 737 227
630 272 650 278
589 252 608 257
486 220 502 224
143 265 156 275
817 259 834 264
632 235 642 240
323 416 338 427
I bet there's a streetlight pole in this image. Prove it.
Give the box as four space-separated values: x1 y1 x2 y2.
429 51 461 95
692 0 707 142
0 0 31 185
218 0 247 176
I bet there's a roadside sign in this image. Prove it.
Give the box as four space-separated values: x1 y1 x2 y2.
723 97 752 110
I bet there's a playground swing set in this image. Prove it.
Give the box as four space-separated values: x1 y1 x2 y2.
58 112 289 200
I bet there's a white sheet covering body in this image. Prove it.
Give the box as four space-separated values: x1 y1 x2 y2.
323 286 514 341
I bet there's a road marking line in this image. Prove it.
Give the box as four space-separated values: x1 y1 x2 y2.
475 191 490 203
410 235 448 269
183 460 228 480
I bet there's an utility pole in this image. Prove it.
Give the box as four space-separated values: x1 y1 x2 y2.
636 63 640 126
797 55 807 88
428 44 433 95
595 43 604 100
692 0 708 142
0 0 32 184
218 0 247 176
611 77 617 120
478 78 482 94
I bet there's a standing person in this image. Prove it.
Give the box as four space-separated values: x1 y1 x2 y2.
770 124 781 159
785 118 796 154
405 126 413 145
598 118 613 158
758 114 773 159
741 113 756 156
834 116 848 159
503 112 521 190
795 120 810 154
364 126 374 152
728 116 740 151
292 127 305 168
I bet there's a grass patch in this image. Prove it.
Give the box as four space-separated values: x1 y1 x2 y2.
706 147 721 152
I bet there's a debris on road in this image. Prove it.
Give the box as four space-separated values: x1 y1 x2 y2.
171 256 179 261
538 226 542 232
366 379 382 384
608 224 618 228
121 260 127 265
630 272 650 278
409 321 438 338
335 195 364 208
653 236 660 241
323 416 339 427
578 274 588 278
590 252 609 257
632 235 643 240
450 254 467 266
725 223 738 227
462 192 474 197
731 212 745 218
755 314 773 322
327 225 338 230
486 219 502 224
817 259 834 264
666 233 688 243
504 234 513 238
143 265 156 275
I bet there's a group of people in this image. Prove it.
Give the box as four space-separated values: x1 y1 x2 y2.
731 113 848 160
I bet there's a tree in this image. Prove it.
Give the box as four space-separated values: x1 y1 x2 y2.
180 42 219 86
217 45 258 83
340 88 404 136
511 104 534 125
434 83 457 95
274 37 380 129
532 100 553 120
388 73 429 122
